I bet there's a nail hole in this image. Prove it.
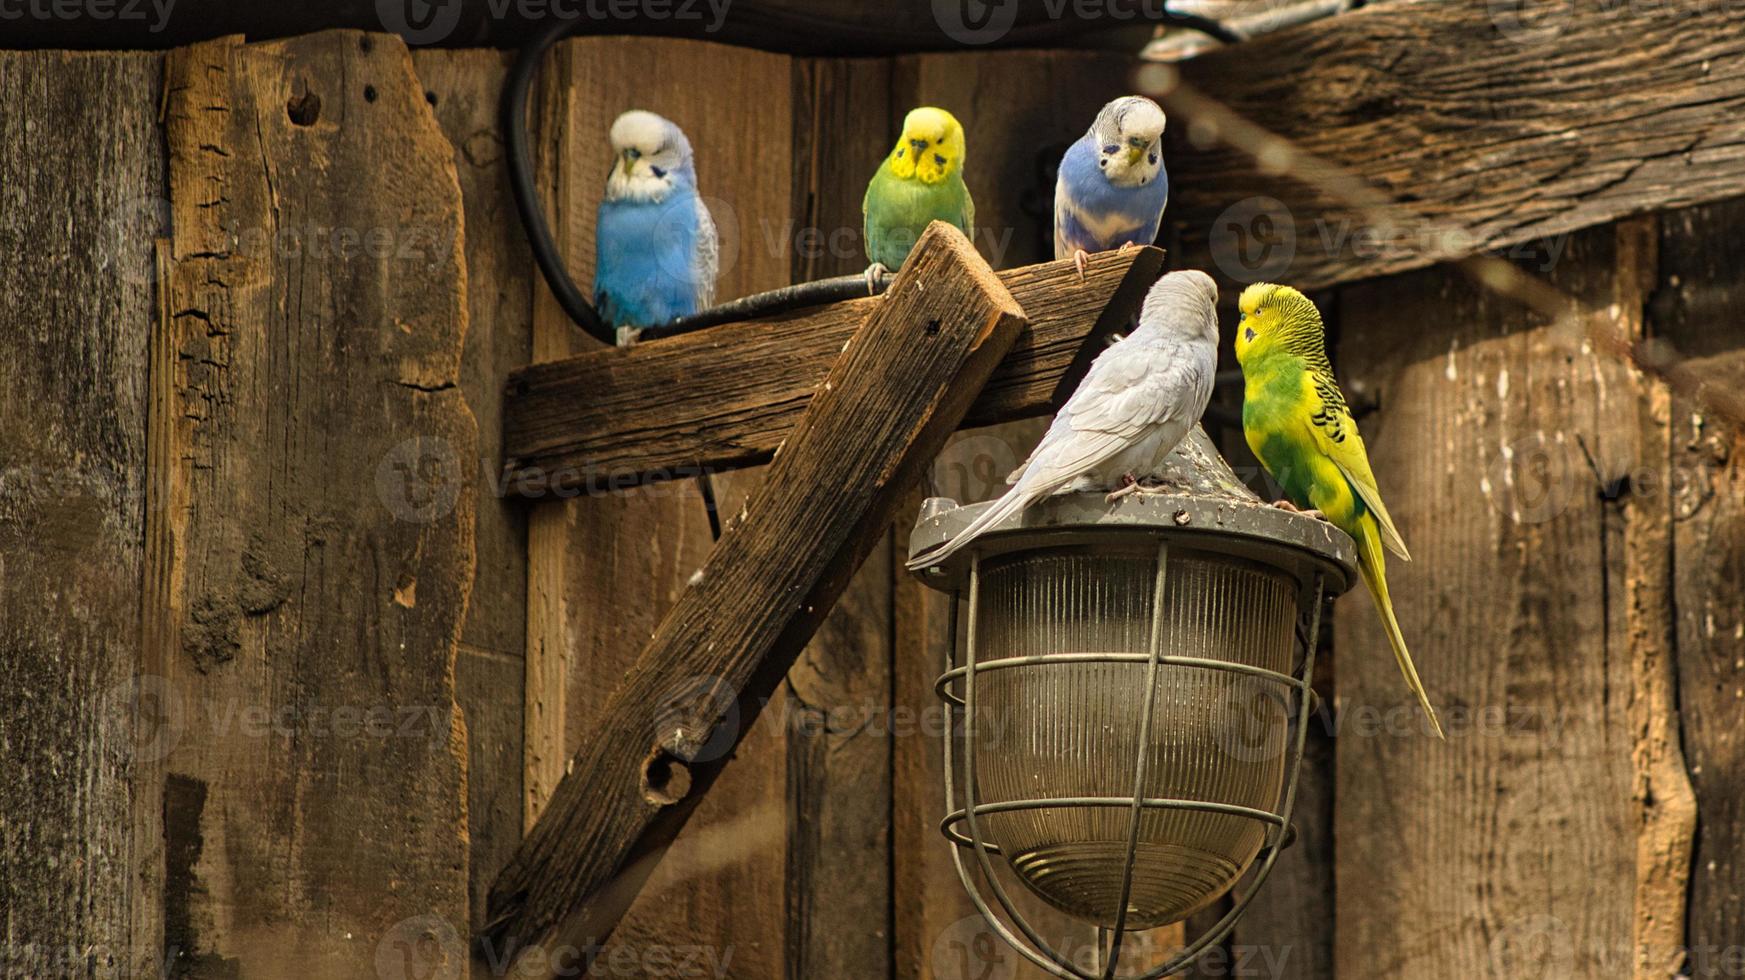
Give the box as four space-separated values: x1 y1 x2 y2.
425 90 438 107
363 85 378 103
641 748 692 806
359 36 373 53
286 85 321 126
925 319 941 335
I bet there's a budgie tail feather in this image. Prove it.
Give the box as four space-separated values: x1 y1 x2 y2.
1355 517 1445 740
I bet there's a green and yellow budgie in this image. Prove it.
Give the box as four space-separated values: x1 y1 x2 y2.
1235 283 1444 739
862 106 974 289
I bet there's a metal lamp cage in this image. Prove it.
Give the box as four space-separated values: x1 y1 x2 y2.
908 447 1356 980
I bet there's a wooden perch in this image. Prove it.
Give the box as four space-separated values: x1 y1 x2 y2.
500 246 1161 496
480 222 1026 966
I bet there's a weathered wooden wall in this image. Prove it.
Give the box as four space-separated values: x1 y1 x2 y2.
5 16 1745 980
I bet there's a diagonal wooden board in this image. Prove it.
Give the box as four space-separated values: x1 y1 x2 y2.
499 246 1162 495
481 222 1027 969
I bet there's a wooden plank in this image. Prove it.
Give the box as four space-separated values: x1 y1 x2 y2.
1611 215 1696 980
1166 0 1745 291
501 247 1161 495
782 54 900 979
484 222 1027 968
0 49 161 980
410 50 533 955
1332 226 1644 977
1232 721 1334 979
889 50 1192 979
1655 197 1745 968
153 32 472 976
518 35 801 979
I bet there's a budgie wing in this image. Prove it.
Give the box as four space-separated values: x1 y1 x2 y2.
961 182 975 240
693 195 719 310
1012 341 1201 493
1303 370 1411 560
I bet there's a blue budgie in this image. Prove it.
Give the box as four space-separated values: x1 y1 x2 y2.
595 110 719 333
1054 96 1169 278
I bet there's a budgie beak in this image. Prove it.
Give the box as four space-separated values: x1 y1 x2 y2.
1124 144 1145 167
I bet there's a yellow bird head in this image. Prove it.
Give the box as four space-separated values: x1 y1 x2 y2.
887 107 965 185
1236 282 1326 364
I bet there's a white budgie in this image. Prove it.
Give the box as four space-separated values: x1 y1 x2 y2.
907 270 1220 570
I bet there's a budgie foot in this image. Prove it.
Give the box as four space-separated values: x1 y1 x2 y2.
1270 499 1327 521
863 262 890 296
1104 473 1140 503
1072 249 1091 283
1117 240 1138 254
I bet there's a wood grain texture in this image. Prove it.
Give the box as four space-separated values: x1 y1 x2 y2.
888 51 1194 980
782 55 901 980
501 248 1162 496
154 32 472 978
1168 0 1745 291
485 223 1027 970
519 36 803 979
0 49 162 980
1653 197 1745 970
1612 216 1697 980
411 50 533 957
1333 226 1645 977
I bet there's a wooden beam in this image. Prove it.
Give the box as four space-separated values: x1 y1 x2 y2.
500 246 1161 497
480 222 1026 967
1166 0 1745 290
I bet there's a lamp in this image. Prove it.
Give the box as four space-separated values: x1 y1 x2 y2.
907 428 1357 979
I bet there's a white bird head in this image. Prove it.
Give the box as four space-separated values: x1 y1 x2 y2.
1139 270 1219 346
606 110 696 202
1088 96 1167 188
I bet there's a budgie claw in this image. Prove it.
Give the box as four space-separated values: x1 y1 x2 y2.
1072 249 1090 283
1104 473 1140 503
864 262 890 296
1270 499 1327 521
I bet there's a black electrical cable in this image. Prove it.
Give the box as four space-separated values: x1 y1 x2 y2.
501 8 1239 348
501 7 1240 539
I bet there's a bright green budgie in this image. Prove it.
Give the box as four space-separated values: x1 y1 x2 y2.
861 106 974 289
1235 283 1444 740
